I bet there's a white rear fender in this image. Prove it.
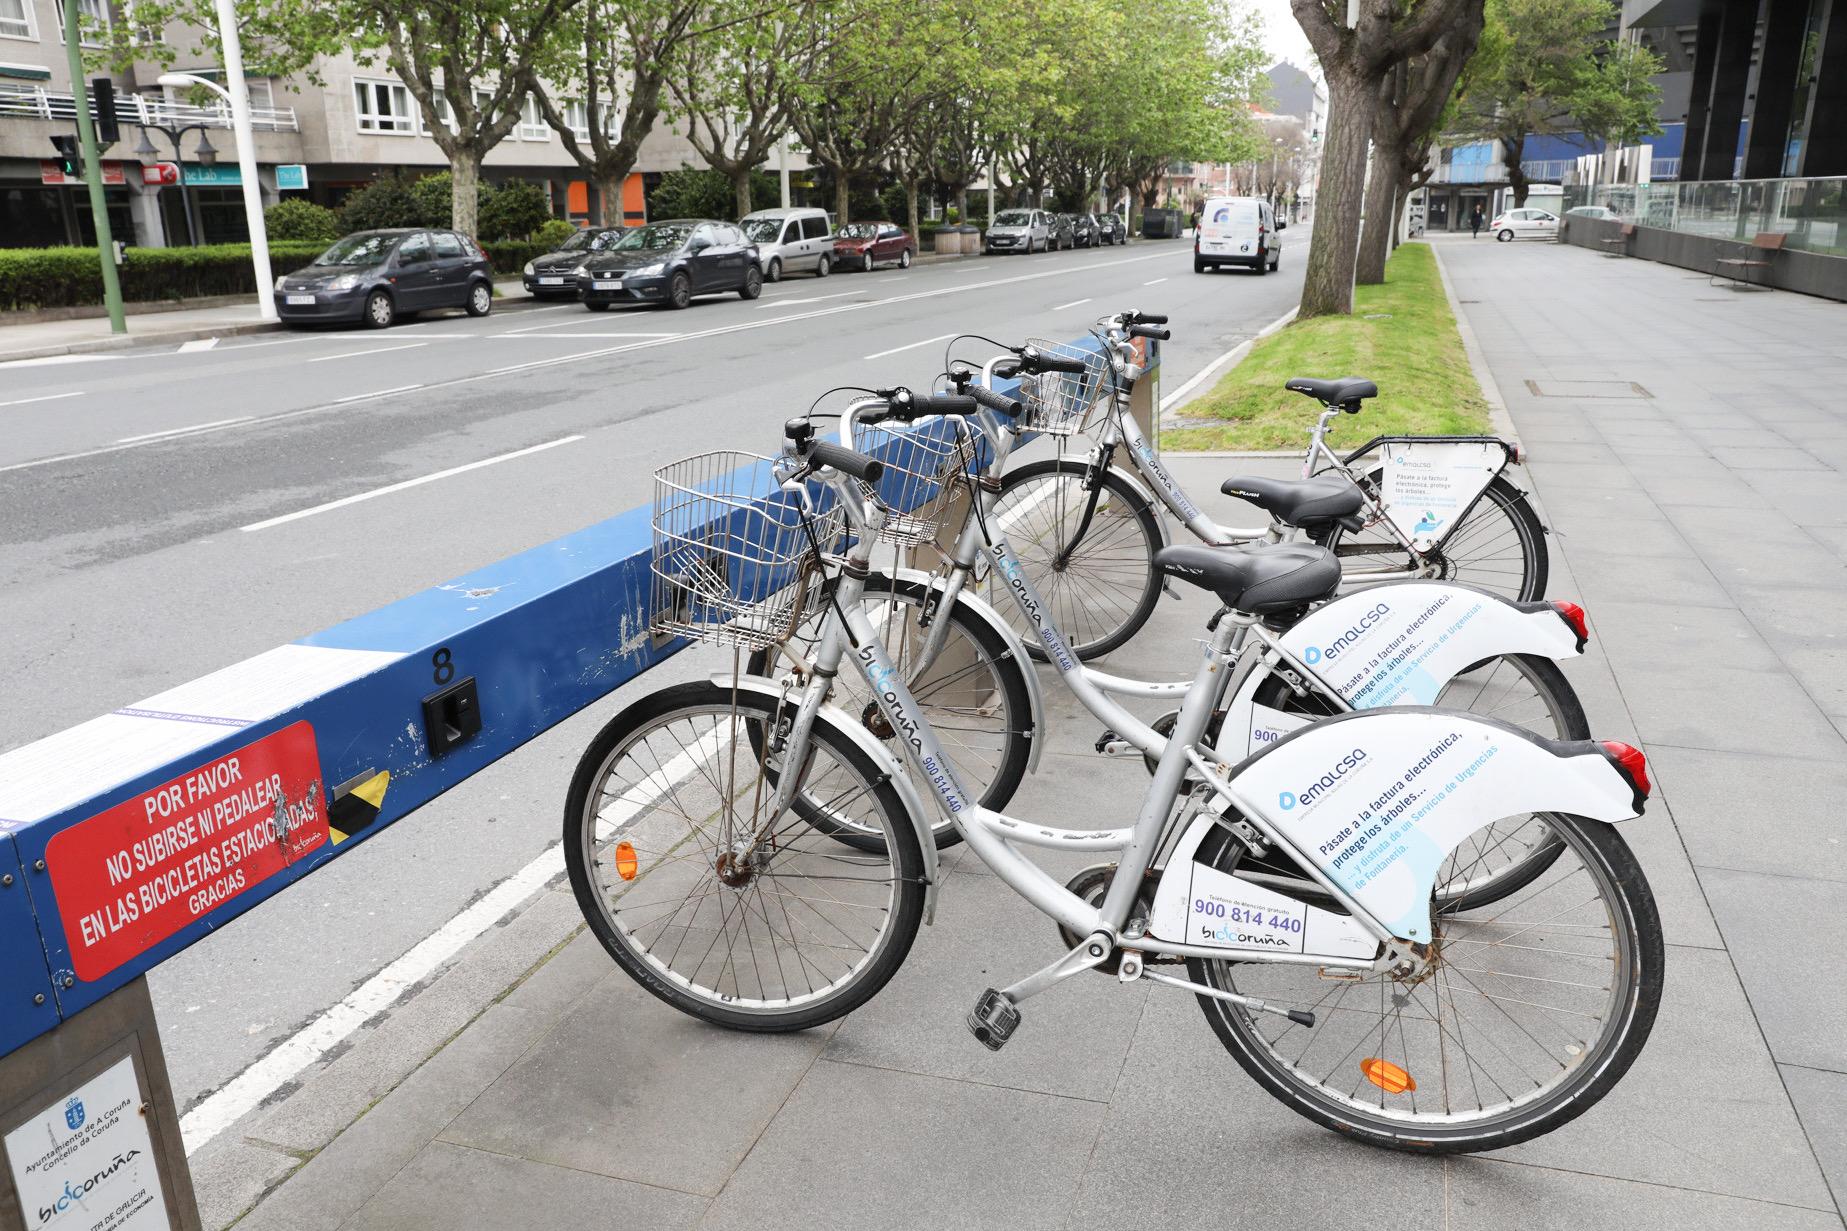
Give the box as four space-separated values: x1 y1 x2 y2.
1217 708 1643 944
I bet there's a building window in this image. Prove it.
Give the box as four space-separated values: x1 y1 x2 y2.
0 0 36 41
54 0 108 46
421 90 454 136
354 79 414 133
172 69 273 109
563 99 590 142
518 93 546 141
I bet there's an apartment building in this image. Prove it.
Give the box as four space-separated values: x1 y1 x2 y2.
0 0 739 247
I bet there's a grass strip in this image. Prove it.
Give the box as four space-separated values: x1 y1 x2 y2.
1164 242 1490 452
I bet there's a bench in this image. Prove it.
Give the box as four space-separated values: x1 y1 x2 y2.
1600 223 1635 255
1711 231 1787 289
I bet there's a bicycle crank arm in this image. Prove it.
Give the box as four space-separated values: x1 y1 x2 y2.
1139 968 1316 1027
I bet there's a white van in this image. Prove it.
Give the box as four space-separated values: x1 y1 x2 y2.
1195 196 1282 275
740 207 835 281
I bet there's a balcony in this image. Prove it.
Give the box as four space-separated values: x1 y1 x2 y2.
0 82 300 133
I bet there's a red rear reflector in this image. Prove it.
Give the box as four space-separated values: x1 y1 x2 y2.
1552 600 1590 644
1600 741 1651 798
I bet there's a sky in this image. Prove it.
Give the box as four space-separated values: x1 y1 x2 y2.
1249 0 1317 76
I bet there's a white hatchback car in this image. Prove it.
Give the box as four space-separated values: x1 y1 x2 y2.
1489 207 1561 241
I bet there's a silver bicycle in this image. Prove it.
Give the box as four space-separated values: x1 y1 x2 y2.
563 424 1663 1153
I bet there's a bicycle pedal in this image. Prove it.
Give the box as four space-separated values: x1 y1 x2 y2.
1094 729 1134 757
967 988 1021 1051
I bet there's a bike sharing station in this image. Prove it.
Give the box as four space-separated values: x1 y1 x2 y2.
0 338 1158 1230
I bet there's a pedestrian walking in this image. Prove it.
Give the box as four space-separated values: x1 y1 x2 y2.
1469 204 1484 238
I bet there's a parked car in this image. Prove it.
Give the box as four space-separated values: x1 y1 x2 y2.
1194 195 1282 274
277 228 493 328
522 226 626 299
1094 212 1127 245
741 207 834 281
985 209 1052 254
577 219 761 310
1046 213 1075 250
833 221 916 270
1565 205 1620 221
1067 213 1099 248
1490 207 1561 241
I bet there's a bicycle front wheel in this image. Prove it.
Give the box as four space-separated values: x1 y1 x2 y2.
1186 812 1662 1153
1321 473 1548 603
564 682 925 1032
990 457 1164 660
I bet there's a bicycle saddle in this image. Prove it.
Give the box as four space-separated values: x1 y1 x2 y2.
1285 376 1377 408
1221 474 1365 528
1153 542 1340 615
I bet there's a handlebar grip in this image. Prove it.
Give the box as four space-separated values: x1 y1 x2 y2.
1025 351 1091 375
1132 311 1168 325
1128 324 1170 341
910 392 980 416
809 441 884 482
970 386 1024 417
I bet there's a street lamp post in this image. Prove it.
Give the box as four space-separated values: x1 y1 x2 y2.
159 0 275 323
132 123 217 246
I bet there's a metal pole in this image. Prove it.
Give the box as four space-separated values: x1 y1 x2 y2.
214 0 276 321
61 4 126 333
986 161 995 228
169 128 198 247
778 131 791 208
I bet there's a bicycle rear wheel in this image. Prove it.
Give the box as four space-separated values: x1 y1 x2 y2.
1186 812 1662 1152
564 681 925 1032
1320 473 1548 603
990 457 1164 660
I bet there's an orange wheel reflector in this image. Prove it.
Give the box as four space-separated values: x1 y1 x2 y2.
614 842 639 881
1361 1058 1416 1094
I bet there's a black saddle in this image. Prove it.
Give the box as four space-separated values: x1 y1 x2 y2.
1154 543 1340 615
1285 376 1377 409
1220 474 1365 528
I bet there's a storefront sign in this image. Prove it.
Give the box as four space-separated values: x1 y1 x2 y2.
39 161 127 187
274 164 308 191
4 1055 170 1231
180 164 241 187
141 163 179 187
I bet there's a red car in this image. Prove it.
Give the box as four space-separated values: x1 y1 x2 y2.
833 221 916 271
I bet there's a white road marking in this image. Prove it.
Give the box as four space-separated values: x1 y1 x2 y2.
1144 277 1168 286
494 332 680 340
498 316 679 337
757 290 863 309
1053 297 1093 310
177 338 220 352
240 435 584 531
862 333 957 361
0 390 84 409
179 731 711 1154
308 342 428 363
333 384 424 404
876 277 904 283
117 417 254 443
0 354 118 367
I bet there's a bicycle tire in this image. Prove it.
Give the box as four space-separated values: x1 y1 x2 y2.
991 457 1164 661
563 681 925 1032
747 572 1036 843
1248 653 1578 910
1319 473 1548 604
1186 812 1662 1153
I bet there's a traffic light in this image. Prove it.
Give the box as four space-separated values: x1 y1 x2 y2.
90 77 119 146
50 134 81 179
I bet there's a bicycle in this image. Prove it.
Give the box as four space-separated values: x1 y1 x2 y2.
563 422 1663 1153
976 311 1549 660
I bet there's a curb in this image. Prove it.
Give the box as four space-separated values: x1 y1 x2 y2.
1158 303 1300 433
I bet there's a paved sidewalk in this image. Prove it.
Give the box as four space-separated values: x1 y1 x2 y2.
186 243 1847 1229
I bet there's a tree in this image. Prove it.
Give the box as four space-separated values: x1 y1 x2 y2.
1292 0 1486 317
783 7 907 225
1450 0 1662 207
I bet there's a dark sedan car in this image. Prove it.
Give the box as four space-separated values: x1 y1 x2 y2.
1094 213 1127 245
276 228 493 329
1067 213 1099 248
578 219 762 310
1046 213 1074 250
833 221 915 271
523 226 626 298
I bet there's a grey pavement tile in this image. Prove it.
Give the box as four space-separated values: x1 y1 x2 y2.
1447 1161 1844 1230
1668 507 1847 589
340 1140 707 1231
188 1137 301 1231
1782 1064 1847 1216
1554 548 1734 610
825 856 1148 1103
1701 867 1847 1073
235 1003 550 1231
1522 441 1626 467
1688 427 1794 449
1649 745 1847 882
1521 460 1642 492
1600 434 1710 459
1732 469 1847 528
700 1060 1105 1231
1720 449 1834 472
1611 664 1843 758
1489 945 1834 1209
438 970 831 1196
1525 482 1667 526
1575 600 1783 674
1636 462 1777 509
1547 513 1691 561
1066 992 1446 1231
1730 585 1847 717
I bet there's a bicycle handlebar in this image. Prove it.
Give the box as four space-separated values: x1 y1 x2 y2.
1127 323 1170 341
1019 346 1089 375
808 441 883 482
968 385 1024 417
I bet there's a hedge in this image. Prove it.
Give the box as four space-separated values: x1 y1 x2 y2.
1 240 544 312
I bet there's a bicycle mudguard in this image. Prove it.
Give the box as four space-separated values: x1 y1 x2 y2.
710 673 943 925
1167 709 1641 949
1216 582 1582 758
887 567 1046 774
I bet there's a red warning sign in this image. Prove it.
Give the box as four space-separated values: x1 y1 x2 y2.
46 721 328 982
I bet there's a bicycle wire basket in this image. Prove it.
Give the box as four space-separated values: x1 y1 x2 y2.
650 451 842 651
852 416 981 547
1018 338 1112 437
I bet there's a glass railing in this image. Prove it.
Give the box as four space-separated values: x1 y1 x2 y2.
1563 175 1846 257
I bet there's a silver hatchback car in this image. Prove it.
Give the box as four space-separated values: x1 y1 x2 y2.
984 208 1053 254
741 207 835 280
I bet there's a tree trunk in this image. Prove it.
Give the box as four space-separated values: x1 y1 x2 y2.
1505 136 1529 207
1297 75 1375 317
451 150 482 240
596 172 624 226
1389 184 1405 252
731 167 753 221
1356 141 1401 285
834 171 851 226
904 181 920 241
